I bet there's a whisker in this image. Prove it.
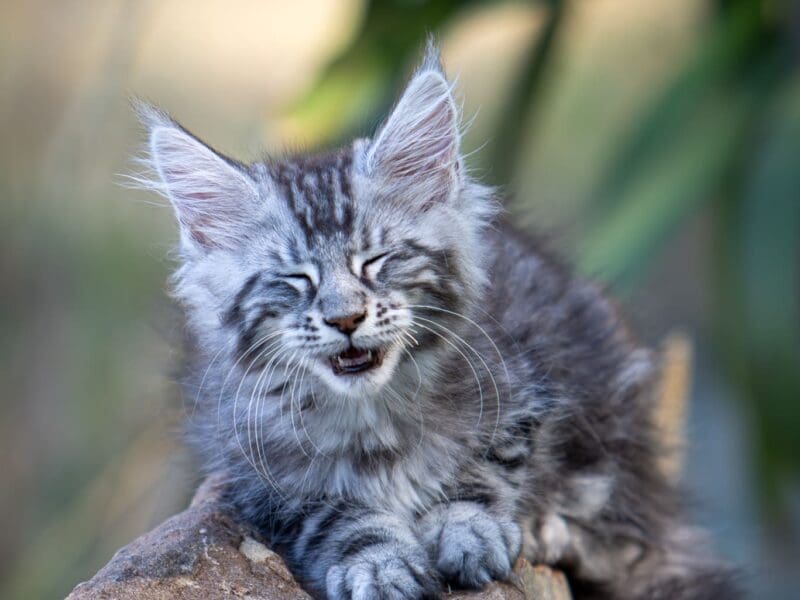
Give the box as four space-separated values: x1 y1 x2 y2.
249 346 290 498
186 343 228 423
294 355 326 456
229 334 286 457
234 337 288 493
217 328 291 432
404 304 512 391
276 350 300 424
236 343 296 498
292 355 322 456
413 315 502 449
284 352 312 458
411 320 485 427
392 341 426 452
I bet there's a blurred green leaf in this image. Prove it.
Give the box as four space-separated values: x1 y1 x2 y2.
579 86 750 282
485 0 564 185
579 0 786 284
715 76 800 518
590 0 768 219
286 0 492 143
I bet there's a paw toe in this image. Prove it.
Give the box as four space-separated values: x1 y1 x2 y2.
434 517 518 588
326 544 439 600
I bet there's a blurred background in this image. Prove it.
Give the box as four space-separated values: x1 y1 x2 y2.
1 0 798 598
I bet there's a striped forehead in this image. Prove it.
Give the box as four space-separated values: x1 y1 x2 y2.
270 149 355 243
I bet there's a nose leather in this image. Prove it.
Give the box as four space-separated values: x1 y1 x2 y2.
324 311 366 335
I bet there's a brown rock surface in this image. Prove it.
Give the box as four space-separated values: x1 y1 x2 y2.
68 476 571 600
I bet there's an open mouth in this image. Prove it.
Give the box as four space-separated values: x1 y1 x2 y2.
330 347 384 376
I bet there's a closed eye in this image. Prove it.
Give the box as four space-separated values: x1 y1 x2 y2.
280 273 314 291
361 252 390 278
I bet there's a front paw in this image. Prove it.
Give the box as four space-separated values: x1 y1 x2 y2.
422 504 522 588
325 542 440 600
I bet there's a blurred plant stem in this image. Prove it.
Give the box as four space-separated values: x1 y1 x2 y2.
484 0 565 186
713 74 800 526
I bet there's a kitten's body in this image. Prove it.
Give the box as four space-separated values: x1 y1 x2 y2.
136 47 737 599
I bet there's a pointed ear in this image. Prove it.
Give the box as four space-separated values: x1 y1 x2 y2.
365 45 461 204
134 102 258 251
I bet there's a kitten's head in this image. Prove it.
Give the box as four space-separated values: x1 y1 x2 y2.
136 46 496 399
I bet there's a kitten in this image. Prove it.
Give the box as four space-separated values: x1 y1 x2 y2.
134 45 738 599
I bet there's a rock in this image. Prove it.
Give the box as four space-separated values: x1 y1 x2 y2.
68 476 571 600
67 475 310 600
447 559 571 600
515 561 572 600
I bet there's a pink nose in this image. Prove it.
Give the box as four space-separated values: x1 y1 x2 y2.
324 311 366 335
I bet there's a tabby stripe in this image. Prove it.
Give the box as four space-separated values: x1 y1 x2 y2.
339 529 393 559
404 282 459 309
224 272 261 326
486 448 526 470
457 483 496 507
298 505 351 556
337 152 353 199
401 239 439 262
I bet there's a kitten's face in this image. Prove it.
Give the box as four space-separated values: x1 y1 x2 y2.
139 51 492 399
223 147 474 398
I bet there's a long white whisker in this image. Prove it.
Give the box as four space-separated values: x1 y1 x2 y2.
405 304 511 391
249 345 290 498
395 330 423 401
292 355 322 457
234 337 287 491
256 342 302 490
282 352 312 458
228 334 286 465
411 320 485 427
277 350 300 424
294 355 325 456
414 315 502 449
217 328 291 431
187 343 228 423
232 340 294 499
394 339 426 452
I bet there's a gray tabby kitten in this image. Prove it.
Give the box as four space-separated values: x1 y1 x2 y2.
135 46 737 599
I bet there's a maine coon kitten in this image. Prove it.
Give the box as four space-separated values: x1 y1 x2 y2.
134 46 737 599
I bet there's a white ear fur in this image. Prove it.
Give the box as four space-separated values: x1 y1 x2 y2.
135 103 258 251
365 46 461 204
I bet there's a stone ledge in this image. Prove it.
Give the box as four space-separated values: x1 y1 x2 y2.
68 476 571 600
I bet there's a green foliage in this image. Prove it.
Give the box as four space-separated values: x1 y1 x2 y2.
714 76 800 519
286 0 491 142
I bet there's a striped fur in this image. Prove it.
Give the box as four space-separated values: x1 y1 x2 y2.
133 45 739 599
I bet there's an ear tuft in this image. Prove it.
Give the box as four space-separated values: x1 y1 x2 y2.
132 100 258 251
419 36 446 76
365 43 461 204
